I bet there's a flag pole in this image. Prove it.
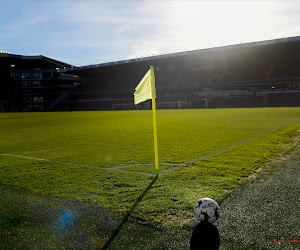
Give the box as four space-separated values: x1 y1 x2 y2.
150 66 159 177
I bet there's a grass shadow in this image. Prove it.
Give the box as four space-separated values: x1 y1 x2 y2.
101 175 159 250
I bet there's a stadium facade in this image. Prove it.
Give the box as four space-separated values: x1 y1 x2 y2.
0 53 85 111
1 36 300 111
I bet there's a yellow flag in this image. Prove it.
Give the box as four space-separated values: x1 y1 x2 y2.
134 66 156 105
134 66 159 176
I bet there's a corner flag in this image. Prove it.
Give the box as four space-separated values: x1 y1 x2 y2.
134 67 156 105
134 66 159 177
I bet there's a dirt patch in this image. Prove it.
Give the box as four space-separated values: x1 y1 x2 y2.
248 132 300 181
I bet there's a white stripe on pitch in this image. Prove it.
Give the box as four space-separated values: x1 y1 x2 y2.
1 153 153 176
159 119 300 175
2 119 300 177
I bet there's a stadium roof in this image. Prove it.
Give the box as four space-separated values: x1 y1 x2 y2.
59 35 300 73
0 53 73 70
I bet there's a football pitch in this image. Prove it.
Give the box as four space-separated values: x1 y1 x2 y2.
1 107 300 226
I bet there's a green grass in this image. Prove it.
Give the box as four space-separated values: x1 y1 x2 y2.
0 108 300 226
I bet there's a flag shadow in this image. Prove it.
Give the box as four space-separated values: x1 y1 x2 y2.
101 175 159 250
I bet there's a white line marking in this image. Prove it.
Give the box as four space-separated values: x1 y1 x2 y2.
2 119 299 177
159 119 300 175
109 162 172 170
1 153 153 176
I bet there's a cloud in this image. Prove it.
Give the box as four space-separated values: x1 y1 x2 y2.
2 0 300 65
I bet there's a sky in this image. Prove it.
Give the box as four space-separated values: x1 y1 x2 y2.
1 0 300 66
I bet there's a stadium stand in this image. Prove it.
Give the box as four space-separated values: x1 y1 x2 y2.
1 36 300 111
0 53 85 111
56 36 300 110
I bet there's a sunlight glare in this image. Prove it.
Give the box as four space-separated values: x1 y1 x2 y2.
164 1 276 51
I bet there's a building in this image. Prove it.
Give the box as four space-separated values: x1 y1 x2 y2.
59 36 300 110
0 53 84 111
1 36 300 111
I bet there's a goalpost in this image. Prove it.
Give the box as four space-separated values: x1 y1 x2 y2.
112 101 187 110
112 103 151 110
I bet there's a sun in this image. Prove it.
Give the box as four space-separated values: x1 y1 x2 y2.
163 1 276 51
